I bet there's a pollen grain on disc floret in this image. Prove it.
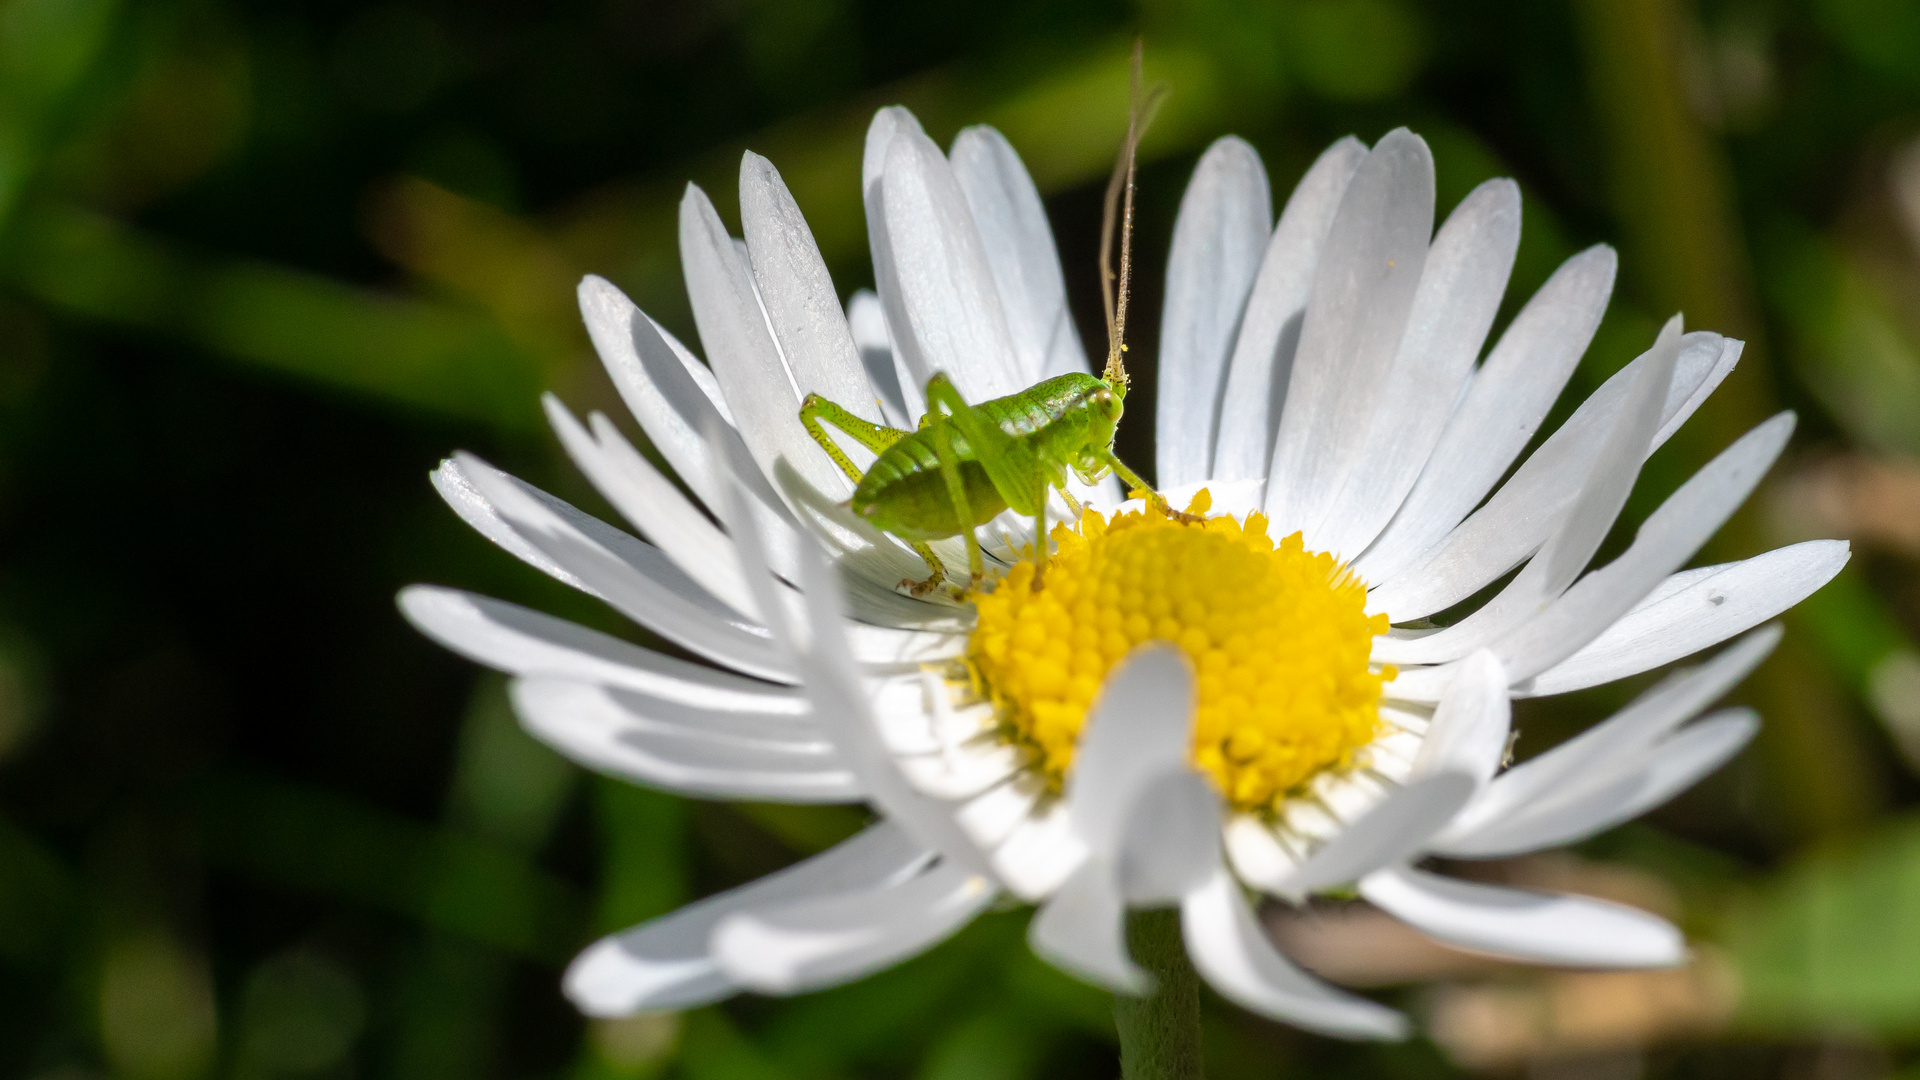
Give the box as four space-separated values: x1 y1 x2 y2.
965 490 1394 814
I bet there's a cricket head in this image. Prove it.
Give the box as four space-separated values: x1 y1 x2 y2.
1090 382 1124 437
1073 382 1124 484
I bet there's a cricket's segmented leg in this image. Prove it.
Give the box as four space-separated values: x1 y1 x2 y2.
926 416 984 593
799 393 907 483
1058 487 1084 521
801 393 944 589
922 375 1045 518
904 540 948 596
1098 450 1203 524
1031 476 1049 582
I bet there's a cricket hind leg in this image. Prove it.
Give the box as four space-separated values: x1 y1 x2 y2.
798 393 906 483
903 541 949 597
798 394 949 590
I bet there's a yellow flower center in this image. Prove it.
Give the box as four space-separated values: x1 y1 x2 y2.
965 490 1392 814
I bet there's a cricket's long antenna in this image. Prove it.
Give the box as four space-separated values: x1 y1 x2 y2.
1100 39 1166 399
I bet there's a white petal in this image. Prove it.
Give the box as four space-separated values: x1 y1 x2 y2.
788 533 995 872
1267 129 1435 539
1182 869 1408 1039
578 284 788 590
1354 245 1616 585
1446 629 1777 844
895 741 1020 801
1029 857 1150 994
1118 771 1222 905
950 125 1088 382
1378 665 1451 704
1537 314 1685 592
880 123 1023 401
1223 815 1301 892
432 455 585 592
1408 651 1509 786
712 859 993 994
652 318 735 422
1369 329 1733 620
578 276 726 512
453 452 789 681
1372 316 1685 663
848 289 913 427
991 797 1088 900
740 152 882 428
1280 773 1476 893
863 108 928 414
680 183 849 500
1156 137 1273 488
1067 645 1196 856
1493 414 1796 681
1213 137 1367 483
1310 178 1521 561
397 586 798 712
1359 866 1685 967
580 683 826 749
712 463 801 660
564 821 930 1015
1519 542 1845 696
546 397 762 621
510 678 859 801
1440 710 1759 859
431 457 729 619
956 777 1041 851
577 306 819 592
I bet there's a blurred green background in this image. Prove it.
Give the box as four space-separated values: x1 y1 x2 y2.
5 0 1920 1076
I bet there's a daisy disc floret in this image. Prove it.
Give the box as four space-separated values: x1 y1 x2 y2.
970 493 1389 810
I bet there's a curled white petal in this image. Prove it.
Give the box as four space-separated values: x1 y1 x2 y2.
712 859 994 994
564 822 930 1015
1359 865 1685 968
1182 869 1408 1039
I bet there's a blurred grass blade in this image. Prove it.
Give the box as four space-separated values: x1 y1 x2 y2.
1728 812 1920 1035
1577 0 1882 842
1 203 546 432
0 811 80 966
0 0 120 225
196 768 584 963
1761 219 1920 460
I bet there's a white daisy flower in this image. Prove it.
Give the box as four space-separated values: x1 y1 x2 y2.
399 107 1849 1039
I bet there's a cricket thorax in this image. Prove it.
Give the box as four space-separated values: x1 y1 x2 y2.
964 490 1392 815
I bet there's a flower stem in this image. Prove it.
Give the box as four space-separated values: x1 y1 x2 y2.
1114 908 1204 1080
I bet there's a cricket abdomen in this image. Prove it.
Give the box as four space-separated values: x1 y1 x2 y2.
851 427 1009 541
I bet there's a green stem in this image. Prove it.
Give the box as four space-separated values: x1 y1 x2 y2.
1114 908 1204 1080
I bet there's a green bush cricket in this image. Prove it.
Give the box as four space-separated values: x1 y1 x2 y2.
799 45 1196 598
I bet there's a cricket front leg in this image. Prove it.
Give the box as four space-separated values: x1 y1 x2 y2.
1099 450 1203 524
